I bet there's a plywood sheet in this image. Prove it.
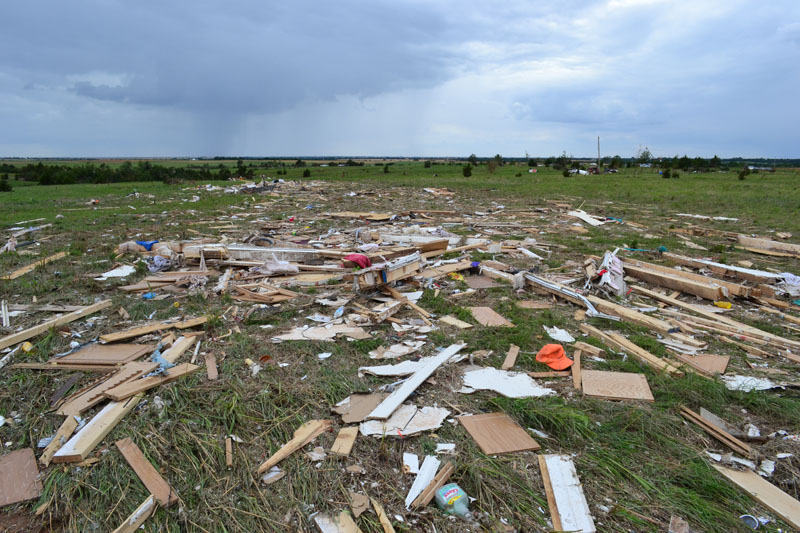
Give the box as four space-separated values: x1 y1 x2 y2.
465 276 500 289
52 343 155 366
673 353 729 375
468 307 513 327
457 412 539 455
0 448 43 507
582 370 654 402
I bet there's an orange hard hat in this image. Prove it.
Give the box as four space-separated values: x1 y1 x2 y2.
536 344 573 370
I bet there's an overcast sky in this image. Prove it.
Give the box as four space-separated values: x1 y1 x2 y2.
2 0 798 158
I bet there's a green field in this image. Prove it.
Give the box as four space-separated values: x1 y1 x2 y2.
1 162 799 532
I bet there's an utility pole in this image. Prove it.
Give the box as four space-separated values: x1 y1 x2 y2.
597 136 600 168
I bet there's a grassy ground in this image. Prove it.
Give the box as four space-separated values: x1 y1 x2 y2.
1 163 800 532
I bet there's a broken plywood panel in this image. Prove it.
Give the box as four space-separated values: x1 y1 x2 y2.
673 353 729 376
0 448 43 507
440 315 473 329
457 412 540 455
272 324 370 342
468 307 513 327
52 343 155 366
464 276 500 289
539 454 596 533
581 370 654 402
333 393 389 424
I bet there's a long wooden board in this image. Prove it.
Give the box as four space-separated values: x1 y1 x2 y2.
579 323 683 375
2 251 67 280
713 465 800 530
53 394 143 463
367 344 465 420
99 317 206 343
256 419 332 474
58 361 159 415
623 264 726 301
103 363 199 401
116 438 178 506
737 235 800 257
681 407 752 456
39 415 79 466
0 300 112 351
112 495 156 533
538 454 596 532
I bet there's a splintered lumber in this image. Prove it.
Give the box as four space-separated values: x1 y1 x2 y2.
737 235 800 258
579 324 683 375
713 465 800 530
115 438 178 506
632 286 800 351
53 394 143 463
572 341 605 358
371 498 396 533
586 294 678 336
572 350 583 389
330 426 359 457
256 419 332 474
0 299 112 351
99 317 206 343
621 256 754 298
103 363 199 401
622 263 727 301
112 495 157 533
367 344 465 420
0 449 43 507
538 454 596 533
2 251 67 280
680 407 752 456
410 461 454 509
501 344 520 370
57 361 158 415
662 252 780 285
40 415 80 466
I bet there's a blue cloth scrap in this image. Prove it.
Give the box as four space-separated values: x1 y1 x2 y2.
135 240 159 251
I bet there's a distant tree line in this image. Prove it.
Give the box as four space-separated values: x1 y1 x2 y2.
14 161 248 185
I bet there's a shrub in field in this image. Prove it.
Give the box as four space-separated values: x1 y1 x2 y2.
0 174 11 192
462 164 473 177
303 169 311 178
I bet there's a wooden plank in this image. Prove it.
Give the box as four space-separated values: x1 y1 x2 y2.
49 373 83 407
623 264 726 301
52 343 155 365
10 362 117 372
586 294 679 336
410 461 454 509
539 454 596 533
663 252 779 284
111 495 156 533
457 412 540 455
40 416 79 467
256 419 332 474
528 371 571 378
205 353 218 380
579 323 683 375
573 341 605 358
330 426 358 457
57 361 158 415
468 307 513 327
582 370 654 402
103 363 199 401
405 456 440 509
572 350 582 390
2 251 67 280
0 449 43 507
537 454 562 531
501 344 520 370
0 299 112 351
440 315 473 329
738 235 800 257
367 344 465 420
713 465 800 530
681 407 751 456
99 316 207 343
53 394 143 463
621 256 753 297
371 498 396 533
225 438 233 467
115 437 178 506
418 259 473 279
161 336 197 364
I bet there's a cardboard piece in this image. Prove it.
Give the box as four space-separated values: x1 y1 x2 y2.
468 307 513 327
0 448 43 507
457 412 540 455
333 393 389 424
581 370 654 402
